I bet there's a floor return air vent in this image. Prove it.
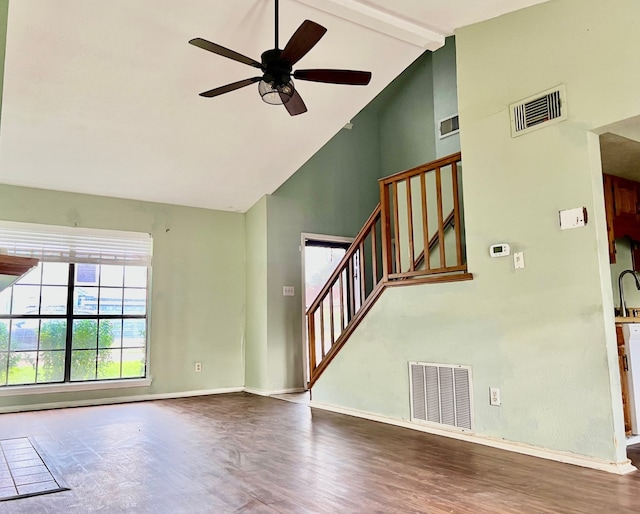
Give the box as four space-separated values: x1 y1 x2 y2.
510 85 567 137
409 362 473 431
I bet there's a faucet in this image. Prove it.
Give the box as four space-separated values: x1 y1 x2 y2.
618 269 640 317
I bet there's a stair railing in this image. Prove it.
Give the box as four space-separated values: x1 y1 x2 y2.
380 152 466 283
307 152 469 387
306 204 384 385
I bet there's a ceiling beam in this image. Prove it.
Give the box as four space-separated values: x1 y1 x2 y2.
292 0 445 49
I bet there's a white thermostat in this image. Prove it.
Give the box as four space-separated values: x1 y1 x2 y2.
489 243 511 257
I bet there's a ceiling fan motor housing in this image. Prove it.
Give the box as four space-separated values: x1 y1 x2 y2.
261 49 293 86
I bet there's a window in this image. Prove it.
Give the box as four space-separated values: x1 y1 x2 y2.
0 262 148 386
0 221 152 388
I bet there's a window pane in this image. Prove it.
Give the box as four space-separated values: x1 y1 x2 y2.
74 287 98 315
40 320 67 350
11 285 40 315
97 349 121 379
100 265 124 287
122 348 145 378
0 352 8 386
99 319 121 348
122 319 146 347
41 263 69 285
75 264 98 285
37 351 65 383
10 320 39 351
71 350 97 381
15 264 41 285
0 320 9 351
124 266 147 288
7 351 36 385
0 352 6 385
72 319 97 349
40 286 68 315
99 288 122 315
123 289 146 315
0 288 11 315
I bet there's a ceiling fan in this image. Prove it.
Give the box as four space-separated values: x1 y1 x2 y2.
189 0 372 116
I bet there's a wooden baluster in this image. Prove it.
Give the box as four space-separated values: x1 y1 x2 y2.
348 257 356 322
319 300 325 359
339 272 345 331
329 286 335 348
452 161 463 266
420 172 430 270
435 167 445 268
392 182 401 274
380 183 392 282
308 310 316 378
371 218 378 285
359 242 366 304
406 178 415 271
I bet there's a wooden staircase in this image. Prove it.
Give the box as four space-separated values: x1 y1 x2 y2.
306 152 472 387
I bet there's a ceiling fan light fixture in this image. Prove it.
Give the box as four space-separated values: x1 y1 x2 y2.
259 79 295 105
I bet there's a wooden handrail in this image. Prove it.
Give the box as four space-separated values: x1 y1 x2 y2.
306 204 381 316
379 152 462 185
308 152 469 388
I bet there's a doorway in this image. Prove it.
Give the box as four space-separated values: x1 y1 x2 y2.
300 233 353 387
597 121 640 466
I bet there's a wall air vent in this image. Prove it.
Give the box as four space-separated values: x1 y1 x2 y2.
510 85 567 137
439 114 459 139
409 362 473 431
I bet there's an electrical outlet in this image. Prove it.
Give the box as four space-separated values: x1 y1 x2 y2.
490 387 501 406
195 362 202 373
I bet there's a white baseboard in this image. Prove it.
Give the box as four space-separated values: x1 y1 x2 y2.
244 387 306 396
310 400 637 476
0 387 244 414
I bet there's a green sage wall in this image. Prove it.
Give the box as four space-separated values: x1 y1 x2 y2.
0 184 246 409
313 0 637 464
244 39 461 393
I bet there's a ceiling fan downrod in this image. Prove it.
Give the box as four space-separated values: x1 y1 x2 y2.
275 0 279 50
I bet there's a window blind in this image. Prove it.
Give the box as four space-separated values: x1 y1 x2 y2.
0 221 152 266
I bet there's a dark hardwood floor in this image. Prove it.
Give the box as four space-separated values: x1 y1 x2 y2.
0 393 639 513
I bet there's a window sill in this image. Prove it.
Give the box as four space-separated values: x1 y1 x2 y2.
0 378 152 397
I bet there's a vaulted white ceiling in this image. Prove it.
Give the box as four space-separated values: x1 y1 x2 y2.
0 0 549 212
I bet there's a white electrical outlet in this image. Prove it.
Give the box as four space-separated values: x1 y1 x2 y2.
195 362 202 373
490 387 501 406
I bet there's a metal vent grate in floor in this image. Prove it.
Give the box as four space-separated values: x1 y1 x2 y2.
0 437 69 502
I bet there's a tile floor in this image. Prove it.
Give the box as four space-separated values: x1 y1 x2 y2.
0 437 68 501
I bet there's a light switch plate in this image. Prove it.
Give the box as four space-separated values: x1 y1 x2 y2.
514 252 525 269
559 207 587 230
283 286 295 297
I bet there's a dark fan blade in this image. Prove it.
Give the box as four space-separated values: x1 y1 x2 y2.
199 77 262 98
282 89 307 116
280 20 327 65
294 69 372 85
189 38 262 69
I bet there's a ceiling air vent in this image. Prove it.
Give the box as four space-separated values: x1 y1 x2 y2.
510 85 567 137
